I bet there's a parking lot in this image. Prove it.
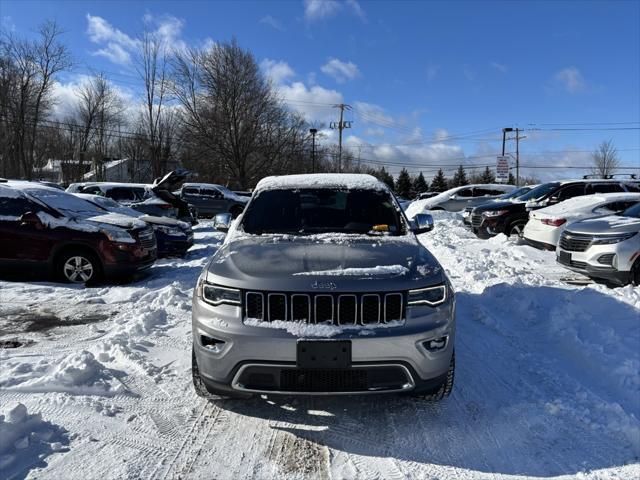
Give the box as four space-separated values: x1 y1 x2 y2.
1 213 638 480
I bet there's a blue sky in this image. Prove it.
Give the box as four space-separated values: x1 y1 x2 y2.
2 0 639 180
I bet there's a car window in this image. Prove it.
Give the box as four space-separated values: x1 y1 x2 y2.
201 188 221 198
0 196 39 217
106 188 136 201
556 184 585 201
587 183 625 194
622 202 640 217
474 188 503 196
518 182 560 201
183 187 200 196
623 182 640 192
456 188 473 198
82 186 103 195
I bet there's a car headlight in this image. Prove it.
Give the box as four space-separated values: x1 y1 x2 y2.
101 228 135 243
482 210 508 217
154 225 184 235
199 281 241 306
407 285 447 306
591 232 636 245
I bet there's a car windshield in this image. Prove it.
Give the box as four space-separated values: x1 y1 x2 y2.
25 188 106 216
622 202 640 218
88 196 142 217
242 188 403 235
517 183 560 201
499 186 530 200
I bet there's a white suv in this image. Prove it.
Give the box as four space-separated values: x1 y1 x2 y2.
556 202 640 286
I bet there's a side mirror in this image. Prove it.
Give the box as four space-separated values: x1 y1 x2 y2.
20 211 43 229
412 213 434 234
214 213 232 232
546 197 558 205
449 195 459 201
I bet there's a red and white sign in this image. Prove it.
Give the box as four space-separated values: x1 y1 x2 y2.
496 155 510 183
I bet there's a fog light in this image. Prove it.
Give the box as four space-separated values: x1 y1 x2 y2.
423 336 448 352
201 334 226 352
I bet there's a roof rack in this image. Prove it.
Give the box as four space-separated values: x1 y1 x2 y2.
604 173 638 180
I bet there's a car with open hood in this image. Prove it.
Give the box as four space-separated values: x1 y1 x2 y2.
192 173 455 399
0 180 157 283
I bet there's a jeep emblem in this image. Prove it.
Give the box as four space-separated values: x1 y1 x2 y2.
311 280 337 290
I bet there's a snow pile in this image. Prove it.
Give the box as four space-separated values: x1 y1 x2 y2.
0 351 120 396
244 318 405 337
293 265 409 276
0 403 68 476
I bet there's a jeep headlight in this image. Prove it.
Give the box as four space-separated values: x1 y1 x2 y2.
101 228 135 243
154 225 184 236
483 210 508 217
200 282 241 306
591 232 636 245
407 285 447 306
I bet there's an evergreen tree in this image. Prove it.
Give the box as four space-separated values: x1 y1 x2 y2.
451 165 469 187
369 166 395 190
480 166 496 183
431 169 448 192
412 172 429 195
395 168 413 198
507 172 516 185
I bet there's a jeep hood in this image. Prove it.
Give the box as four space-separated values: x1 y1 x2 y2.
205 235 445 292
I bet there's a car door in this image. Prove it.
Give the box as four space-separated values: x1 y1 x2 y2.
181 187 207 213
469 187 504 207
0 195 52 264
548 183 585 205
200 187 227 215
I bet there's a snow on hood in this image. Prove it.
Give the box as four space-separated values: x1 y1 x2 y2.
293 265 410 276
566 214 640 235
139 214 189 229
255 173 386 192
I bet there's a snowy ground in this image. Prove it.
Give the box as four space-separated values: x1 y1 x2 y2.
1 213 638 480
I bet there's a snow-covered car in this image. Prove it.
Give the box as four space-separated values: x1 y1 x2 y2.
177 183 248 218
462 185 536 226
556 202 640 286
192 173 455 399
523 193 640 250
0 180 157 283
74 193 194 258
405 184 516 216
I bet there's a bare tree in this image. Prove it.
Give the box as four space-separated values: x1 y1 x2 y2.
171 40 312 188
591 139 620 178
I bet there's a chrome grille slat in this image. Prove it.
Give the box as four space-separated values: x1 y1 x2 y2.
559 232 593 252
244 291 405 325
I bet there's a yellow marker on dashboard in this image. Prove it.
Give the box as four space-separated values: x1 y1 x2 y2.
372 224 389 232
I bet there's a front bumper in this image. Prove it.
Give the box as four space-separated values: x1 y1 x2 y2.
192 292 455 395
556 243 634 286
156 233 194 257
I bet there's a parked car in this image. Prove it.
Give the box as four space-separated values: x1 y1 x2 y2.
0 180 157 283
69 178 197 225
74 193 194 257
462 185 536 226
192 173 455 399
406 184 516 216
556 202 640 286
470 179 640 239
416 191 439 200
177 183 248 218
523 193 640 250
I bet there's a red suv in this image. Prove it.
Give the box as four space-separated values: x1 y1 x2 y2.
0 180 157 283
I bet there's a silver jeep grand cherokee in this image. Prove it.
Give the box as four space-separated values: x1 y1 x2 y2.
192 174 455 399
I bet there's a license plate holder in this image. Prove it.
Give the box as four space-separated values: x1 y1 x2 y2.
297 340 352 369
558 250 571 264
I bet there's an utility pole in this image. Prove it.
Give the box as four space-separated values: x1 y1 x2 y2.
330 104 352 172
503 127 526 186
309 128 318 173
502 127 513 156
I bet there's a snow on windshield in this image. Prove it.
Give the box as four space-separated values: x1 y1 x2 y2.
25 187 104 215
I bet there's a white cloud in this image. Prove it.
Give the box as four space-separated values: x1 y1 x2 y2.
491 62 508 73
86 14 139 49
261 59 296 85
304 0 366 22
353 101 394 125
321 58 360 83
93 42 132 65
259 14 285 31
363 127 385 138
554 66 586 94
434 128 450 142
277 82 342 123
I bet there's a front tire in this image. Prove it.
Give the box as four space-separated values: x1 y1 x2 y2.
56 251 101 284
475 226 494 239
192 349 251 400
413 352 455 401
507 220 527 238
631 260 640 286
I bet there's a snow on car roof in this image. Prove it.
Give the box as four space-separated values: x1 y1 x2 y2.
255 173 387 192
182 183 225 189
533 192 640 216
81 182 151 190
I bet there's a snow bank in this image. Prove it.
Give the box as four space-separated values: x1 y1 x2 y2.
0 351 121 396
0 403 68 476
244 318 405 337
293 265 409 277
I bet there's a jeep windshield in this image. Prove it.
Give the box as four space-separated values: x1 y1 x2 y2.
241 188 404 235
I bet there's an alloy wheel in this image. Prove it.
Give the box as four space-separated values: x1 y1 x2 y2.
63 256 94 283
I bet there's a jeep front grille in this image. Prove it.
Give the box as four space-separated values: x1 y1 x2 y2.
244 291 405 325
471 213 484 227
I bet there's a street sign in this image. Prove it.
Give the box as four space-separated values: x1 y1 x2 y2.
496 155 510 183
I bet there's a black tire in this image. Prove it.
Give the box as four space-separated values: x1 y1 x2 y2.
475 226 494 240
413 352 455 401
632 261 640 286
55 249 102 284
191 349 251 400
507 220 527 238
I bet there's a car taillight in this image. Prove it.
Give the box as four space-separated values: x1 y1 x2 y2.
541 218 566 227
